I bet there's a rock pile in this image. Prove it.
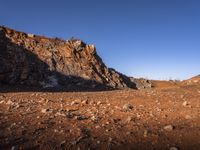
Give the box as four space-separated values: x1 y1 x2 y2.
130 78 152 89
0 26 138 90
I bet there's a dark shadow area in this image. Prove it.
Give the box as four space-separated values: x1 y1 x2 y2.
0 30 117 93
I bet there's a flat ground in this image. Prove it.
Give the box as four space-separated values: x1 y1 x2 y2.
0 82 200 150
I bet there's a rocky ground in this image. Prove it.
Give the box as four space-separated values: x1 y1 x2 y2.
0 82 199 150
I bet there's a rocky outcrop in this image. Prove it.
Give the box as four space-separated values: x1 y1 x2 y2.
0 26 137 91
130 78 152 89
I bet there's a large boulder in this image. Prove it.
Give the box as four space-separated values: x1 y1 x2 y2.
0 26 137 91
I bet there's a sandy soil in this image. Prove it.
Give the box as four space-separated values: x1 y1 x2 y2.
0 83 200 150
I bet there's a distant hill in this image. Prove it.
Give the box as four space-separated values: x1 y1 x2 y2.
182 75 200 85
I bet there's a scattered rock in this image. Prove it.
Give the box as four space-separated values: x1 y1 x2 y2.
182 101 189 107
123 103 133 111
71 101 79 105
169 147 179 150
75 115 88 120
55 112 66 117
144 130 148 137
126 116 133 123
81 99 88 104
95 125 101 129
163 125 174 131
91 115 100 122
96 101 102 105
130 77 152 89
108 137 113 142
126 131 133 135
6 100 14 105
27 33 35 38
41 108 52 113
185 115 192 120
11 146 16 150
60 140 66 147
0 95 5 100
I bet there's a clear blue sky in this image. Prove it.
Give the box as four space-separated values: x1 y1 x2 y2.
1 0 200 80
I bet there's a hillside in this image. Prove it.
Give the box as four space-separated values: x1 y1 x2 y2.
0 26 150 91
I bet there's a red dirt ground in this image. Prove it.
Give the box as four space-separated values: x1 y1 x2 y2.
0 82 200 150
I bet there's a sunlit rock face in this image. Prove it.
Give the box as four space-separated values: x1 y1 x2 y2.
0 26 137 90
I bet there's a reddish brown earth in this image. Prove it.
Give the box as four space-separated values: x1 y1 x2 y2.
0 82 200 150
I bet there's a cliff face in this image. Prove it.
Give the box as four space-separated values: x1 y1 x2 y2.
0 26 137 90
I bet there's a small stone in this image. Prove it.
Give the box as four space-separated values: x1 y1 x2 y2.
108 137 112 142
15 103 20 109
185 115 192 120
0 95 5 100
105 129 111 132
123 103 133 111
66 112 74 119
75 115 87 120
95 125 100 129
144 130 148 137
60 140 66 146
55 112 66 117
107 103 111 106
41 108 51 113
126 116 133 123
97 101 102 105
28 33 35 38
41 108 47 113
164 125 174 131
91 115 100 122
106 121 110 125
11 122 16 126
126 131 133 135
182 101 188 107
11 146 16 150
81 99 88 104
6 100 13 105
71 100 80 105
170 147 179 150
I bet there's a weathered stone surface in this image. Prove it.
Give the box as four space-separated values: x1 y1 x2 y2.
0 26 138 91
130 77 152 89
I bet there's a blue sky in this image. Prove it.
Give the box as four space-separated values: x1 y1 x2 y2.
1 0 200 80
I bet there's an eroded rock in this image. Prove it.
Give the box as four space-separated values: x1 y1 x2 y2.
0 26 139 90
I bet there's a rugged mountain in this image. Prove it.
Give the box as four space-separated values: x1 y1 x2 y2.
0 26 142 91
